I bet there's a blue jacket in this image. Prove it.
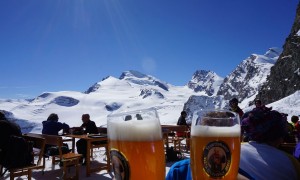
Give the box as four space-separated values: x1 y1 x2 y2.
166 159 191 180
42 120 69 135
166 159 254 180
294 142 300 160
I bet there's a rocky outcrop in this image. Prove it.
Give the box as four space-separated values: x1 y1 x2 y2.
257 3 300 104
217 48 281 103
187 70 223 96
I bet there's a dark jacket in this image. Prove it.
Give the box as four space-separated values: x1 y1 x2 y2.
42 120 70 135
229 106 244 119
177 116 188 126
81 120 98 134
0 119 22 165
252 105 272 112
0 120 22 150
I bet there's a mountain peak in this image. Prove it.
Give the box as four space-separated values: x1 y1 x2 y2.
264 47 282 58
217 48 281 102
119 70 147 79
119 70 169 91
187 70 223 96
249 47 282 64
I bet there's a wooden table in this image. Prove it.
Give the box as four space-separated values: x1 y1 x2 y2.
64 134 109 177
161 125 190 131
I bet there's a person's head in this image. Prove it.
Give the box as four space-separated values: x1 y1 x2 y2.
229 98 239 107
280 113 288 122
291 115 299 123
47 113 59 122
254 99 262 107
136 114 143 120
247 109 287 146
181 111 187 117
0 111 6 120
82 114 90 123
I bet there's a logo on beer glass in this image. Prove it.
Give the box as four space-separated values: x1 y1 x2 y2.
110 149 130 180
202 141 231 178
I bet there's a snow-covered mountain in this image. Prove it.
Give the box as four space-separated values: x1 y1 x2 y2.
183 95 226 121
180 47 282 116
0 70 199 132
85 70 169 94
217 47 282 107
1 48 300 133
187 70 223 96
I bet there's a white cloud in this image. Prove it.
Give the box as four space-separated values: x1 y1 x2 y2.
142 57 156 74
16 94 32 99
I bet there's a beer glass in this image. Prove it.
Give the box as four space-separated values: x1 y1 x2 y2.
107 108 165 180
190 110 241 180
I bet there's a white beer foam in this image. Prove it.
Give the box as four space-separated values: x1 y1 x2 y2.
108 120 162 141
191 124 240 137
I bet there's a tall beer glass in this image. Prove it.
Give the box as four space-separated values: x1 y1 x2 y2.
107 108 165 180
190 110 241 180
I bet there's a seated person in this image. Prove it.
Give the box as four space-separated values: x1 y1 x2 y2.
291 115 300 139
282 113 296 143
176 111 190 136
176 111 190 149
166 158 254 180
252 99 272 112
229 97 244 118
177 111 188 126
0 111 22 162
76 114 99 165
42 113 70 160
0 112 33 173
42 113 70 135
167 109 300 180
239 109 300 179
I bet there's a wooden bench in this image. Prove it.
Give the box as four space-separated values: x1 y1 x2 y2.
25 133 82 179
8 134 46 180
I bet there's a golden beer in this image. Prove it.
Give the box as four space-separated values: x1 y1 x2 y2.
107 108 165 180
109 140 165 180
191 110 240 180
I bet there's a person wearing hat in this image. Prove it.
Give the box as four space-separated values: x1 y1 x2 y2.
229 98 244 118
239 109 300 179
253 99 272 112
291 115 300 140
166 109 300 180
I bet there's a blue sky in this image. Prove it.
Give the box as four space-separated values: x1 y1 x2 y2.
0 0 298 99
